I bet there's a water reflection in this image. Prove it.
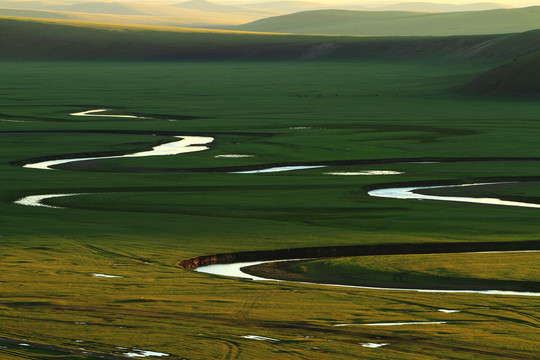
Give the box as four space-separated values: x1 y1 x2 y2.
368 182 540 209
195 254 540 297
24 136 214 170
231 165 326 174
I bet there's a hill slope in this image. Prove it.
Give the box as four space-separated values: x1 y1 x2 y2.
468 50 540 97
171 0 276 15
234 7 540 36
374 2 510 12
44 1 148 15
244 1 337 12
0 0 283 26
0 5 276 26
1 16 539 63
244 1 509 12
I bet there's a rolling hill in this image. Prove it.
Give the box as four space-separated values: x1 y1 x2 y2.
171 0 276 15
0 7 276 26
44 1 149 15
0 1 286 26
0 0 67 8
244 1 338 13
0 0 283 26
239 1 510 12
1 16 540 64
372 2 510 12
233 6 540 36
468 50 540 97
0 0 523 30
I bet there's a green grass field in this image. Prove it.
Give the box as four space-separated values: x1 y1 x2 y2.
2 16 540 64
468 50 540 97
245 252 540 291
234 7 540 36
0 17 539 360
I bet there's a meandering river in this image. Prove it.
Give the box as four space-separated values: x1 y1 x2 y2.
24 135 214 170
194 252 540 297
368 182 540 209
11 109 540 295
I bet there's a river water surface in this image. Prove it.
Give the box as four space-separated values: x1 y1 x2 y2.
194 252 540 297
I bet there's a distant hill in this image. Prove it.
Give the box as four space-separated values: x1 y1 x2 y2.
44 2 148 15
0 0 520 29
0 1 282 26
372 2 510 12
43 0 278 16
1 16 539 63
242 1 509 12
243 1 339 12
0 0 66 9
468 50 540 97
0 0 283 26
0 7 74 19
0 7 275 26
233 7 540 36
172 0 275 14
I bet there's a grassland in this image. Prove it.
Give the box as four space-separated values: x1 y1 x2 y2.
244 252 540 291
0 0 281 27
0 0 514 29
468 50 540 97
234 6 540 36
0 18 539 360
2 16 540 63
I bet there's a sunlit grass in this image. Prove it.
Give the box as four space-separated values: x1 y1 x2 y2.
275 252 540 290
1 57 539 359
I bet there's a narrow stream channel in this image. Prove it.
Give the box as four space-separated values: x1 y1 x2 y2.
24 135 214 170
10 109 540 296
194 251 540 297
368 182 540 208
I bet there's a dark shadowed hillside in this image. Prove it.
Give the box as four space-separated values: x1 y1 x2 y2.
468 50 540 97
2 16 540 63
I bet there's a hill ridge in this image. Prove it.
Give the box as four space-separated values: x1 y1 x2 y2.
1 16 539 65
233 6 540 36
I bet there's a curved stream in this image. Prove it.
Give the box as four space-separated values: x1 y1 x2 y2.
10 109 540 296
14 193 88 209
70 109 147 119
264 181 539 294
24 135 214 170
368 182 540 209
194 252 540 297
15 180 540 210
16 109 540 208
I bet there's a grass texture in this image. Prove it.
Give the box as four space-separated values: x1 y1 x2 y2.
0 26 539 359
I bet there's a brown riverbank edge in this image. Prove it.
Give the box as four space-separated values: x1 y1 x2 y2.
180 241 540 291
179 240 540 269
